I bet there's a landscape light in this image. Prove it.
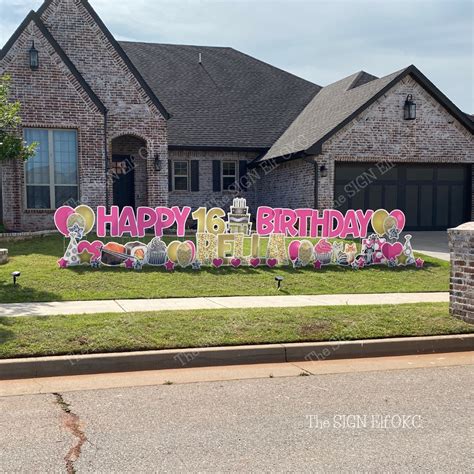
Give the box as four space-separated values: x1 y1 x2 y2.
11 271 21 286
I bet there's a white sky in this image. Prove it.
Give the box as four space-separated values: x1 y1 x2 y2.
1 0 472 112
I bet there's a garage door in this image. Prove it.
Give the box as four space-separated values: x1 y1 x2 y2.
335 163 472 231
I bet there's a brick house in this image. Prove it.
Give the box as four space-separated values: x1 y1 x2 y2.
0 0 472 232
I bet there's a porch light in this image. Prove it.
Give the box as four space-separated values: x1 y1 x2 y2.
154 155 162 171
404 94 416 120
29 41 39 70
319 165 328 178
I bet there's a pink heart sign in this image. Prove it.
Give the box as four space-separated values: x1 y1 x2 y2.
212 258 224 268
230 258 241 268
77 240 103 260
250 258 261 268
381 242 403 261
267 258 278 268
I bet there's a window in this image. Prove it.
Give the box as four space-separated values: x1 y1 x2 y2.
24 129 78 209
222 161 237 190
173 161 189 191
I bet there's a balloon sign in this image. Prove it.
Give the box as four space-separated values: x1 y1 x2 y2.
54 199 421 271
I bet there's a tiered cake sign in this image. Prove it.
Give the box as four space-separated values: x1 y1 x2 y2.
54 199 423 270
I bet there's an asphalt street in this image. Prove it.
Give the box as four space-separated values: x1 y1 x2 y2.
1 365 472 472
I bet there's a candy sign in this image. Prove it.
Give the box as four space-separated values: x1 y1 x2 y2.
55 198 422 271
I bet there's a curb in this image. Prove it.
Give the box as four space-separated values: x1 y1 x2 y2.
0 334 473 381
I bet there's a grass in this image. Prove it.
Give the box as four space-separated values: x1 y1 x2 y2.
0 303 471 359
0 235 449 303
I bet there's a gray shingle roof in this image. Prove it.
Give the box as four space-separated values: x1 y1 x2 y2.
260 68 406 161
120 42 321 149
259 65 473 163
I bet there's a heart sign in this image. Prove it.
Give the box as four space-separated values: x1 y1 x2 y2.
372 209 406 236
77 240 103 260
381 242 404 261
55 205 96 236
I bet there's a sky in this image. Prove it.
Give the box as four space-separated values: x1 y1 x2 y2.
1 0 472 112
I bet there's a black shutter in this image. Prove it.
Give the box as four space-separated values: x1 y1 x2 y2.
168 160 173 191
239 160 248 190
191 160 200 192
212 160 221 192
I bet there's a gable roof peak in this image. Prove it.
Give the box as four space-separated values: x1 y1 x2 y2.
0 10 106 114
347 70 379 90
37 0 170 119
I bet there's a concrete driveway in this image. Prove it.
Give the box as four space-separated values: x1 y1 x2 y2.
406 231 450 261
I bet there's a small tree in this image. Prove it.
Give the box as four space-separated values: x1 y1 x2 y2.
0 74 37 162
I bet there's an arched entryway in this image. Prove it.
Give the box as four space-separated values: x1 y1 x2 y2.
111 135 148 209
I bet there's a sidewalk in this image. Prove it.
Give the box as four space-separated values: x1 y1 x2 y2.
0 292 449 318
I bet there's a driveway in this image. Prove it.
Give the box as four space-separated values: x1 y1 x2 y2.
406 231 449 261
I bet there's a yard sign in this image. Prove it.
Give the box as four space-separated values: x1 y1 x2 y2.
54 198 423 270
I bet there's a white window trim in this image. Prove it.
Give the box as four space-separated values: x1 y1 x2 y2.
172 160 190 192
24 128 79 211
222 160 238 191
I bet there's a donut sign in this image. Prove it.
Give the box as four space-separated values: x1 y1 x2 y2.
55 198 422 270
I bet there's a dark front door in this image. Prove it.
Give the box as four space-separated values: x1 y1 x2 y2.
112 155 135 209
335 163 471 231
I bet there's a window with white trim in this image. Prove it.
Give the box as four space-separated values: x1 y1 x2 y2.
24 129 78 209
173 161 189 191
222 161 237 190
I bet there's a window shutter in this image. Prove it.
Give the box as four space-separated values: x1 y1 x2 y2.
168 160 172 191
191 160 200 192
239 161 248 190
212 160 221 192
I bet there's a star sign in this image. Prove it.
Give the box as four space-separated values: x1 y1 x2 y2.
57 258 69 269
357 257 366 269
165 260 175 272
79 250 94 265
124 258 135 269
415 258 425 268
313 260 322 270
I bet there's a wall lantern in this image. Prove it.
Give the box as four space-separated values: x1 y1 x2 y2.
154 155 162 171
404 94 416 120
319 165 328 178
29 41 39 70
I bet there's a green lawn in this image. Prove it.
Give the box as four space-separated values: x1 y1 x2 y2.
0 235 449 304
0 303 471 359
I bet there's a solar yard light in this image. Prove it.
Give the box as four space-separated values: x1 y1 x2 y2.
11 271 21 286
275 276 284 291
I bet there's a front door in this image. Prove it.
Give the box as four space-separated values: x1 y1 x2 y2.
112 155 135 209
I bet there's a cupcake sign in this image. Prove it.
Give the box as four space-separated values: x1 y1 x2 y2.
54 199 422 270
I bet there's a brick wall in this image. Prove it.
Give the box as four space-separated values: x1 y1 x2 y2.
448 222 474 323
169 150 259 212
0 20 104 231
256 158 315 208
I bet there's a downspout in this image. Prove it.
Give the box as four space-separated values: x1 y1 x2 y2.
314 160 319 209
103 107 109 209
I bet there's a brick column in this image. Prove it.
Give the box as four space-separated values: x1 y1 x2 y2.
1 159 23 230
448 222 474 323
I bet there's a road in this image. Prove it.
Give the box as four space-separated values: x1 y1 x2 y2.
0 363 472 472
